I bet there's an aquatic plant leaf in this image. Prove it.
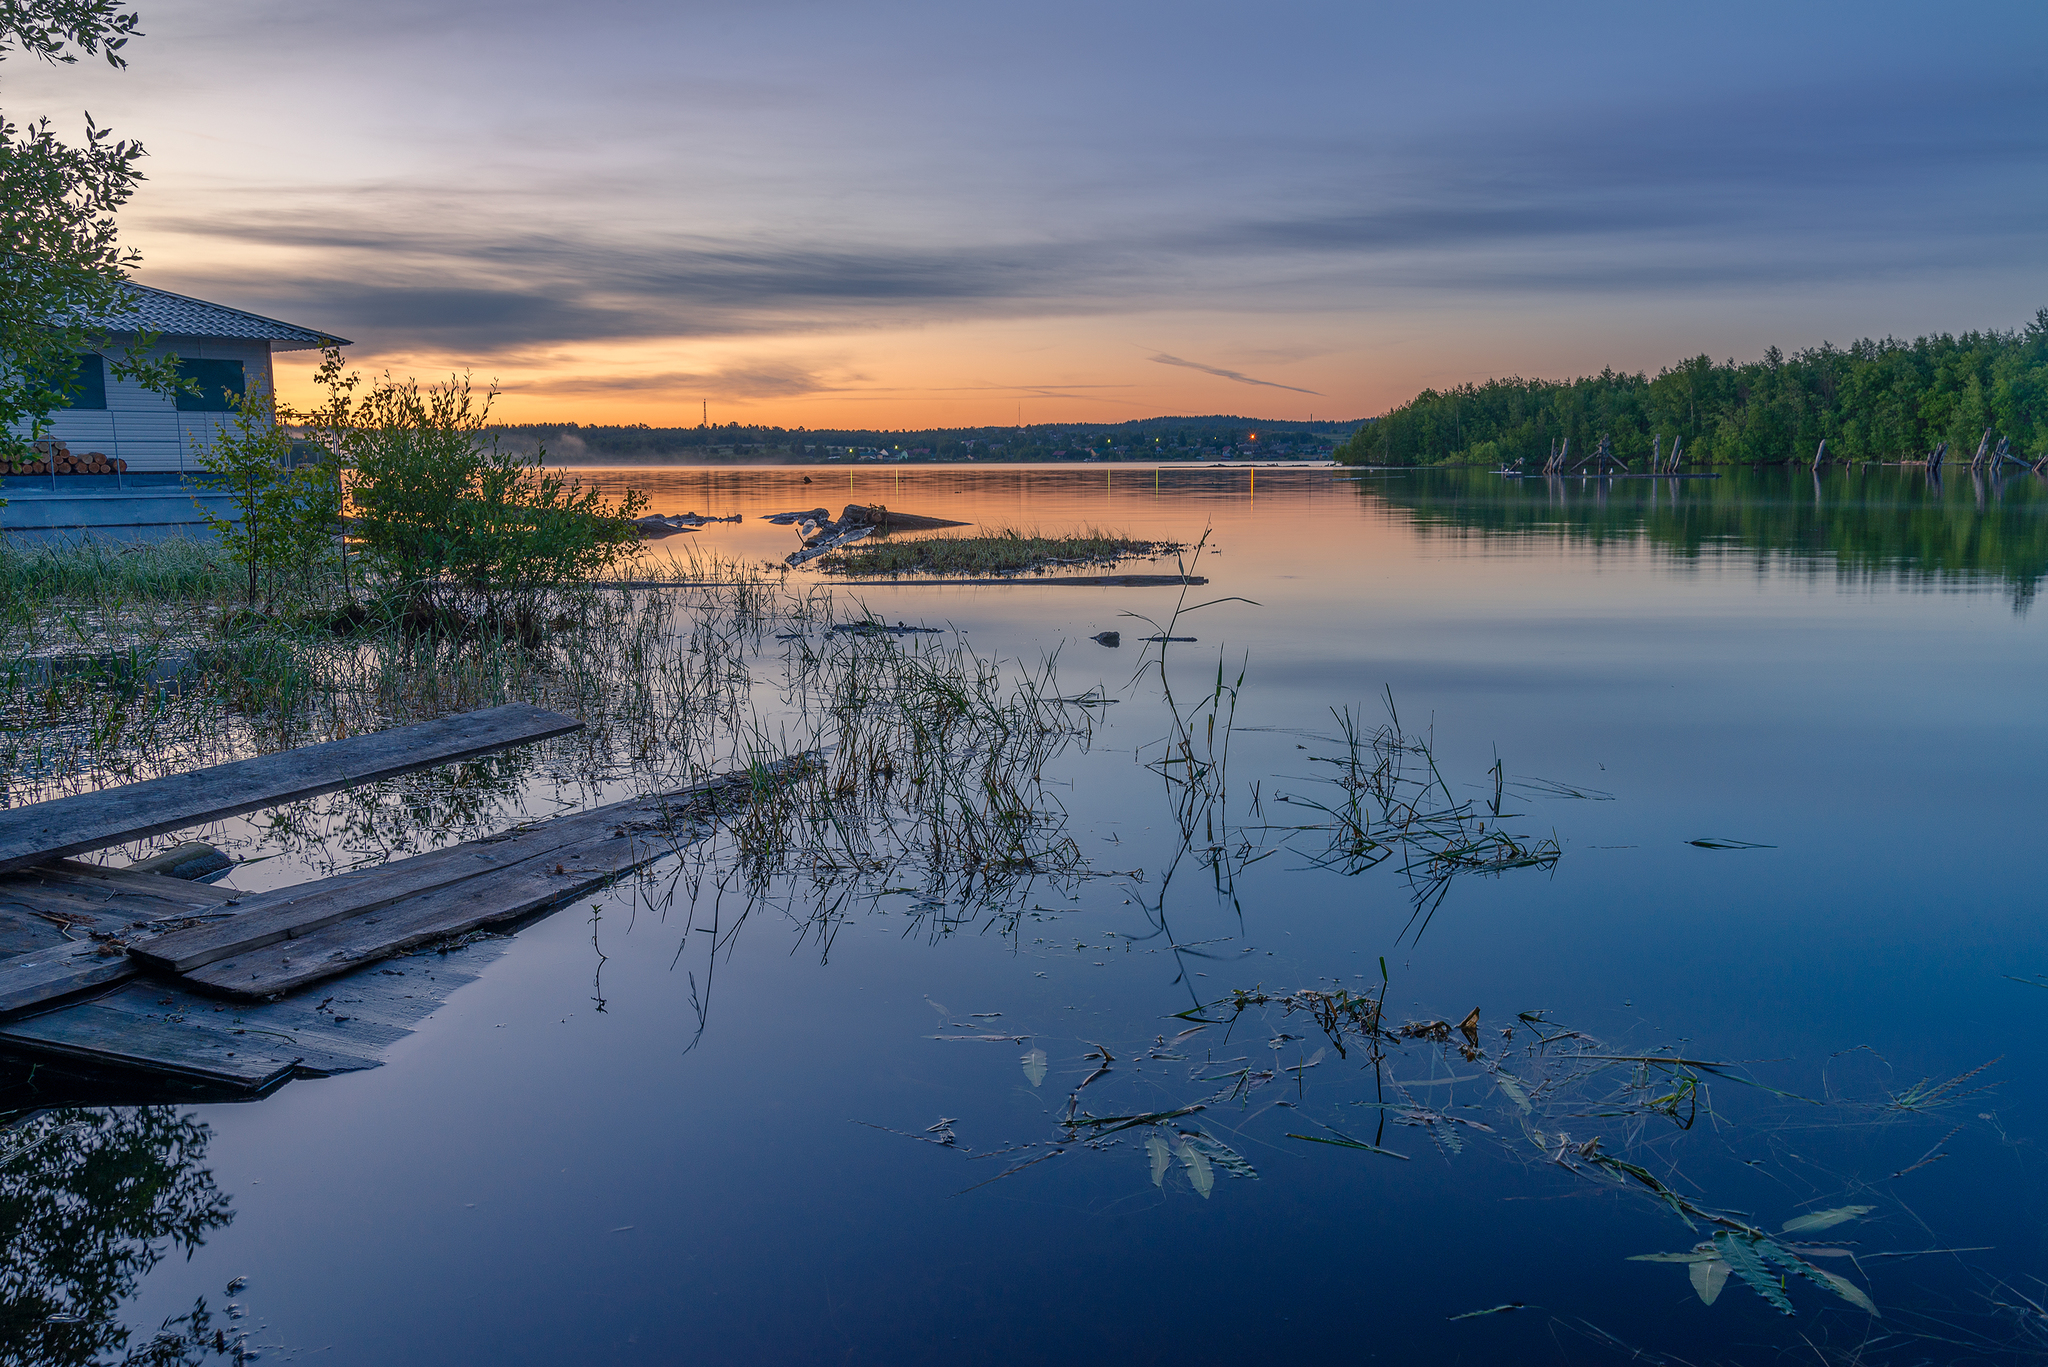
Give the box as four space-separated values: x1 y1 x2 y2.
1185 1130 1259 1180
1755 1238 1881 1316
1063 1105 1205 1136
1287 1130 1409 1160
1493 1071 1533 1113
1447 1302 1525 1320
1810 1268 1879 1316
1780 1204 1874 1234
1147 1131 1171 1187
1626 1251 1721 1264
1022 1048 1047 1087
1711 1232 1795 1316
1171 1133 1214 1197
1509 776 1614 801
1686 838 1776 850
1583 1152 1697 1228
1689 1259 1731 1306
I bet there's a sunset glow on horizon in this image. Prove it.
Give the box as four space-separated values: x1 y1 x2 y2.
11 0 2043 429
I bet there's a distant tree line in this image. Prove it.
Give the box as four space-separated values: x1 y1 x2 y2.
1337 311 2048 468
493 416 1359 464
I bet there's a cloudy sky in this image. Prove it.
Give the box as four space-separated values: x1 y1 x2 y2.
11 0 2046 425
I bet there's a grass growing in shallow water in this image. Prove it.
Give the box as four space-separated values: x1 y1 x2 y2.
821 527 1179 577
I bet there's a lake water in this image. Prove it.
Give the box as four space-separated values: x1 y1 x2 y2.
10 464 2048 1365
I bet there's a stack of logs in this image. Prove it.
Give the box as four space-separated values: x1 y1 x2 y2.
4 440 127 477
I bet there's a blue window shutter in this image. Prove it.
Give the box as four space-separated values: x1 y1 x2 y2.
65 354 107 409
175 358 246 412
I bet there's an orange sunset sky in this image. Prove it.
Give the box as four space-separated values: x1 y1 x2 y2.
11 1 2042 429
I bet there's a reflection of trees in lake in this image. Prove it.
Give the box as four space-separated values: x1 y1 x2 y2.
1 1108 233 1366
1364 467 2048 609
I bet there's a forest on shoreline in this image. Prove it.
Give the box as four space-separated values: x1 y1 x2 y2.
498 415 1352 465
1337 311 2048 468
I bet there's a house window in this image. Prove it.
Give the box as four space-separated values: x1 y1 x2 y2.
64 353 107 409
175 358 246 412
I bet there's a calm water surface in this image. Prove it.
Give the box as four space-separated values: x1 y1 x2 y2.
13 465 2048 1365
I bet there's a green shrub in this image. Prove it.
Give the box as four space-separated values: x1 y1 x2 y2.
301 352 646 632
193 386 343 609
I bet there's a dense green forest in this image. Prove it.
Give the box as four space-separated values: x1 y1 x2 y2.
497 415 1355 464
1337 311 2048 468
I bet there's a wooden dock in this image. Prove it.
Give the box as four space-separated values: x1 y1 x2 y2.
0 705 793 1094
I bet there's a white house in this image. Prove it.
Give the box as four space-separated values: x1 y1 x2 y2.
30 283 348 473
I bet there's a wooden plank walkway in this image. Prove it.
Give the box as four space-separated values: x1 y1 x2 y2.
165 773 759 998
0 703 581 875
0 754 801 1089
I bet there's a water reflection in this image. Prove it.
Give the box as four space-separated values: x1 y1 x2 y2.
1363 466 2048 608
0 1107 235 1366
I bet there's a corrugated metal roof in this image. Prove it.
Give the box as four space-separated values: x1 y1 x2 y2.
90 284 350 352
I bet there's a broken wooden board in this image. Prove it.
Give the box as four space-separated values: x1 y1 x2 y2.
0 944 142 1016
0 860 241 1010
0 755 801 1086
135 774 748 977
179 806 696 998
0 936 515 1091
0 703 582 876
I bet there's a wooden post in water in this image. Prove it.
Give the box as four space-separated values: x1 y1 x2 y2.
1650 435 1662 474
1668 436 1683 473
1929 441 1946 473
1578 433 1623 475
1971 428 1992 471
1811 439 1827 472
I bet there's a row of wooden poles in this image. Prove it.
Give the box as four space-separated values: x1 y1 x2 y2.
1538 434 1687 476
1534 428 2047 476
1892 428 2048 475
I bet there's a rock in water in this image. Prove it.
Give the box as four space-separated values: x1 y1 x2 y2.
1090 631 1121 647
127 841 233 881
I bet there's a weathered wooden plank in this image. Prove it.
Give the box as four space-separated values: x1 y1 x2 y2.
0 883 141 930
0 945 138 1015
30 859 238 904
134 777 735 974
0 937 518 1090
0 1003 304 1087
183 824 675 998
0 908 73 957
0 876 230 930
83 982 406 1063
0 703 583 875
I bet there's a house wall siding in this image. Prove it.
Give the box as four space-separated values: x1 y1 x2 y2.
11 336 276 472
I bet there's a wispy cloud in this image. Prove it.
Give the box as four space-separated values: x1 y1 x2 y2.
114 26 2048 389
1146 352 1321 395
507 363 827 400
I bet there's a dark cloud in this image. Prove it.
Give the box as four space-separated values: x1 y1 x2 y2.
155 216 1116 353
143 62 2048 360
